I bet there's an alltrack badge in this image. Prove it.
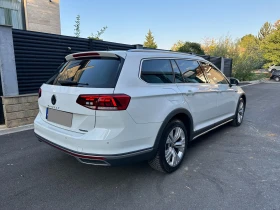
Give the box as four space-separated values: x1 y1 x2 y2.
51 95 56 105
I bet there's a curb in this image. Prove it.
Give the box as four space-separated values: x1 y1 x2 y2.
239 79 263 87
239 79 279 87
0 124 33 136
240 79 266 84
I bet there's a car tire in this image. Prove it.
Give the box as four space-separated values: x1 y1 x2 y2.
149 119 188 173
231 98 245 127
274 76 280 82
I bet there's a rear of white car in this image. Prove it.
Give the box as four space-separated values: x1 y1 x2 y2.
34 50 246 172
34 51 157 166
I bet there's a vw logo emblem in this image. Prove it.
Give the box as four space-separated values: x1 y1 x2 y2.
51 95 56 105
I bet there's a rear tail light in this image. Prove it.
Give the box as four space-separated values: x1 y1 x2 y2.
38 88 42 98
76 94 131 110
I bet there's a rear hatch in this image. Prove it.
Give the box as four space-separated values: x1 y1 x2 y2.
38 51 126 133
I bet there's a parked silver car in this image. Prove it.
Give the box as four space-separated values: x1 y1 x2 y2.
268 64 280 72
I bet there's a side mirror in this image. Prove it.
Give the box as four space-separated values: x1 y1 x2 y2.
229 77 239 86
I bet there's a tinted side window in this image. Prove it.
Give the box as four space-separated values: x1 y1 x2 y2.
171 60 184 83
141 59 174 83
175 60 207 83
200 63 228 84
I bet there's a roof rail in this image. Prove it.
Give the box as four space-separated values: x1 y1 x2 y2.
128 49 198 56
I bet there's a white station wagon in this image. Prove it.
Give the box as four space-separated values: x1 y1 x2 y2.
34 50 246 173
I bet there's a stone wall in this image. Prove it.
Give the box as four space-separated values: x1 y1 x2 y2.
24 0 61 34
2 94 38 128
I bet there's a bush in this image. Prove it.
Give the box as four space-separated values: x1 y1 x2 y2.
202 36 264 81
232 48 264 81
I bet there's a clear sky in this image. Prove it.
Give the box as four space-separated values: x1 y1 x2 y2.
60 0 280 50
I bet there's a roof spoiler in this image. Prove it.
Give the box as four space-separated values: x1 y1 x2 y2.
65 51 119 61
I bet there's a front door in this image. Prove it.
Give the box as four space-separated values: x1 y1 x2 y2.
200 62 236 120
173 59 218 132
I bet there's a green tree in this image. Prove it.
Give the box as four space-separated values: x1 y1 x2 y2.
74 15 81 37
143 30 157 49
261 27 280 66
202 36 237 58
233 47 264 81
274 19 280 30
178 42 205 54
239 34 259 50
171 40 184 51
202 36 264 81
258 22 273 41
88 26 108 40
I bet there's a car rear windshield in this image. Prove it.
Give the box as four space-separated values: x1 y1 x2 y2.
46 58 123 88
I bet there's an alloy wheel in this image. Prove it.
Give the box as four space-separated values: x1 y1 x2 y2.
165 127 186 167
237 101 244 123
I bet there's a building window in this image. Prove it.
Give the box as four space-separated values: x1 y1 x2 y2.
0 0 23 29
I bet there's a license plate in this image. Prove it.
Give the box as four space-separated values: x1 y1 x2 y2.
46 108 73 127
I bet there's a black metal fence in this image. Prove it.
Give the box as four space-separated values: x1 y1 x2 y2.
12 29 232 95
0 75 4 124
12 29 136 94
224 58 233 77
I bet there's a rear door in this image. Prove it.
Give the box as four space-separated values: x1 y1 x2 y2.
174 59 218 132
200 62 236 119
39 56 123 133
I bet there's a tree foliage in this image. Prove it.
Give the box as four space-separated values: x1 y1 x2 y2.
171 40 184 51
74 15 81 37
274 19 280 29
239 34 259 51
258 22 273 41
201 19 280 80
143 30 157 49
88 26 108 40
202 36 264 81
233 46 264 81
178 42 205 54
261 27 280 66
202 36 237 58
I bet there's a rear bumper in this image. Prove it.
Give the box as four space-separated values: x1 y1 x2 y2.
35 133 156 166
34 112 160 155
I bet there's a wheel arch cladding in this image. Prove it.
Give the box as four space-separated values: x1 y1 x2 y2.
153 108 193 150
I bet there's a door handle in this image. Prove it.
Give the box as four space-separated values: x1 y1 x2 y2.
210 89 220 93
187 90 194 96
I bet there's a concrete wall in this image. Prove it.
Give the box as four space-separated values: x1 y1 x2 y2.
24 0 61 34
0 25 19 97
0 25 38 128
2 94 38 128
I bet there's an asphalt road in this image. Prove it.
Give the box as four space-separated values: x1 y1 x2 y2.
1 83 280 210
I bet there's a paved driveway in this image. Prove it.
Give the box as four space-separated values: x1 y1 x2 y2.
0 83 279 210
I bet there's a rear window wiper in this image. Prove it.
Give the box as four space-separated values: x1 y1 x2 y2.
58 80 89 86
